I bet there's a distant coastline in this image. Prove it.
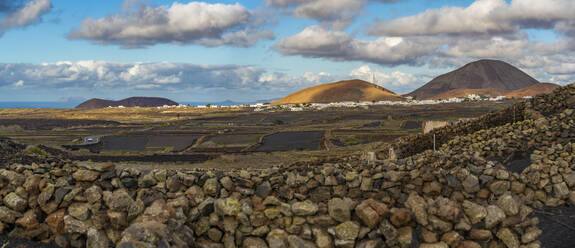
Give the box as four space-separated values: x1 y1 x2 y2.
0 100 278 109
0 102 81 109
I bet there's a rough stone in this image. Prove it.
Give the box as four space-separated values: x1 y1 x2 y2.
85 185 102 204
522 227 542 244
335 221 360 241
104 189 134 212
0 206 21 224
214 197 241 216
312 227 333 248
462 200 487 224
37 183 54 206
15 210 38 230
68 203 90 221
462 174 480 193
469 229 492 240
496 193 520 216
292 200 318 216
553 182 570 198
485 205 506 229
45 209 66 234
3 192 27 212
496 228 519 248
429 215 452 233
107 211 128 230
256 181 272 198
203 178 220 197
288 235 317 248
397 226 412 248
86 228 109 248
72 169 100 181
243 237 268 248
355 201 379 228
63 215 91 234
418 242 448 248
489 180 510 195
390 208 411 227
328 198 350 222
267 229 289 248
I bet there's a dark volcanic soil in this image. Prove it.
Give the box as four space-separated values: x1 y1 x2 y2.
70 154 216 163
0 236 57 248
403 120 422 130
255 131 323 152
0 119 119 130
534 207 575 248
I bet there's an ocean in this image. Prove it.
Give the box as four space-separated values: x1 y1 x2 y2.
0 102 80 109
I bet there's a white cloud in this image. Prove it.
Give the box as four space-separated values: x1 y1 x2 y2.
0 0 51 34
368 0 575 37
349 65 420 93
274 26 438 66
446 36 529 58
68 2 273 48
267 0 367 30
257 71 335 91
0 61 344 94
303 71 332 83
266 0 402 30
0 61 268 90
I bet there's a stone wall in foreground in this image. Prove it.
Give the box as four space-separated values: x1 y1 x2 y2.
1 140 573 248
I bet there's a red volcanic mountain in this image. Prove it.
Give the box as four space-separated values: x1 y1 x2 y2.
504 83 561 98
273 79 401 105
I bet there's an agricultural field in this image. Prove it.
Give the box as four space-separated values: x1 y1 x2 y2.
255 131 323 152
0 100 516 167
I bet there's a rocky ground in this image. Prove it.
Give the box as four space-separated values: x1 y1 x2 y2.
0 84 574 248
0 235 57 247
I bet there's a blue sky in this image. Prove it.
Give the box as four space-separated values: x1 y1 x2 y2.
0 0 574 102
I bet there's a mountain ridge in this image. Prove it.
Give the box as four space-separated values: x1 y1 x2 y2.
273 79 401 105
76 97 179 109
407 59 540 99
504 83 560 98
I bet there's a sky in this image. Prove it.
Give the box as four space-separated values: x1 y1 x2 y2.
0 0 574 103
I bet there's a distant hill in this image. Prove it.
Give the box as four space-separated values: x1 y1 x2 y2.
76 97 179 109
273 79 401 105
407 59 539 100
505 83 560 98
427 88 506 100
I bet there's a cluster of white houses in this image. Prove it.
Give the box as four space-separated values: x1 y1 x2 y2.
104 94 531 111
255 94 528 112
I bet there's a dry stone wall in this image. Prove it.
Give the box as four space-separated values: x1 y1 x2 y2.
391 83 575 159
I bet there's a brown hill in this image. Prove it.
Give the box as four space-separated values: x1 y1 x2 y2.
76 97 178 109
407 59 539 99
427 88 506 100
273 79 401 105
504 83 560 98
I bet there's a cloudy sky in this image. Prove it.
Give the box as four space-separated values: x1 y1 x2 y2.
0 0 574 102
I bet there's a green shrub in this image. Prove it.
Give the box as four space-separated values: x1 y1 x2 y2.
23 146 48 157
